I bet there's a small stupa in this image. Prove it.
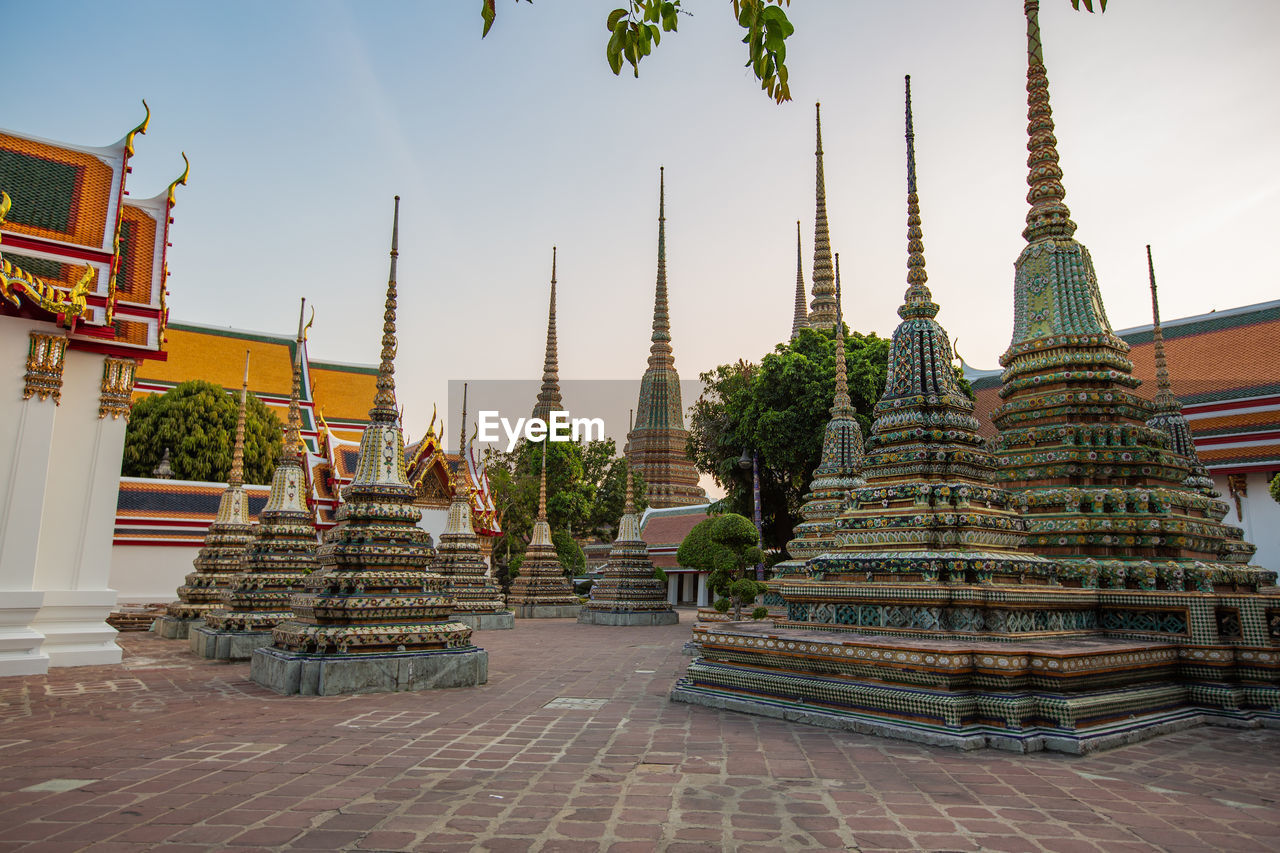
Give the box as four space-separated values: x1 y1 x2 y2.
580 415 679 626
430 392 512 629
251 197 487 695
507 447 581 618
153 352 255 640
193 299 319 659
531 248 564 423
771 255 866 581
806 103 839 329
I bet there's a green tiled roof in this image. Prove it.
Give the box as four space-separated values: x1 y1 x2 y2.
0 150 77 233
3 252 64 281
1118 304 1280 346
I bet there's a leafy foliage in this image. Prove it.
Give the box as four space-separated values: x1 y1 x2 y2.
676 513 766 618
1269 472 1280 505
122 380 283 485
479 1 1105 104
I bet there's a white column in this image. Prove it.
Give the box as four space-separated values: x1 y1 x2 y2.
667 573 678 606
696 572 708 607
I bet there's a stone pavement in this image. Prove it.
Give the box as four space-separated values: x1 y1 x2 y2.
0 611 1276 852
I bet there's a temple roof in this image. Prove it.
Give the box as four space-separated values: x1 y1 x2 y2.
114 478 270 546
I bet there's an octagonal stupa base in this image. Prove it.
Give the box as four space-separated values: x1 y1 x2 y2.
454 611 514 630
189 626 273 661
152 616 199 639
578 609 680 627
513 604 582 619
249 645 488 696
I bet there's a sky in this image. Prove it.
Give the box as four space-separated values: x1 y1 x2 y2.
5 1 1279 456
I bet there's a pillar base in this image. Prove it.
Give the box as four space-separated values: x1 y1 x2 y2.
152 615 199 640
454 611 514 630
250 645 488 696
0 591 48 677
513 604 582 619
31 590 120 668
578 609 680 627
189 626 273 661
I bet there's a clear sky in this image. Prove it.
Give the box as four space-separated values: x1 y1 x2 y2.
6 1 1278 449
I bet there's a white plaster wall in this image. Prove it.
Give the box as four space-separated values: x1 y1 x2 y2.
111 544 200 605
418 507 448 547
1216 472 1280 573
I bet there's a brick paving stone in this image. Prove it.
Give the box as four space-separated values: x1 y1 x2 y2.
0 620 1277 851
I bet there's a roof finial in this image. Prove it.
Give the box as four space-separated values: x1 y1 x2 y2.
1022 0 1076 242
537 441 548 522
832 255 851 415
1147 245 1177 410
623 408 636 516
229 350 250 487
285 298 307 462
808 102 837 327
532 247 564 421
651 167 672 352
900 75 939 321
791 220 807 339
370 196 401 421
459 381 469 457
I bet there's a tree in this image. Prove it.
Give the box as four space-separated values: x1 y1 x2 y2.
479 1 1107 104
676 514 766 619
1269 473 1280 505
122 380 283 485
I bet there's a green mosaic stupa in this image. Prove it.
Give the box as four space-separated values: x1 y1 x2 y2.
251 198 486 695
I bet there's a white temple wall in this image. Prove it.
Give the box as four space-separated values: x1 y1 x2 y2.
418 507 447 546
111 544 198 605
1214 471 1280 572
0 316 53 675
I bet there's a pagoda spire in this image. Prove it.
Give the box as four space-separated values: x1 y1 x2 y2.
229 351 250 488
285 299 307 463
832 254 852 416
530 442 552 547
1022 0 1076 243
807 102 838 328
1147 247 1177 412
458 381 469 456
369 197 401 423
791 221 807 340
650 168 672 361
901 75 939 322
532 247 563 421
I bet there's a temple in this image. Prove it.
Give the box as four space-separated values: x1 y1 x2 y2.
251 197 487 695
152 353 255 640
506 449 582 618
531 248 564 423
674 11 1278 752
625 169 706 509
1 107 184 674
806 104 839 329
428 395 513 630
580 417 679 626
192 301 320 659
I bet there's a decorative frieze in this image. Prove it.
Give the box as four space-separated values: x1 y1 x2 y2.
98 356 137 419
23 332 68 403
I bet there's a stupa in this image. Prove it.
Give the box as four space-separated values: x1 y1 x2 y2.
152 353 255 640
771 255 866 581
1143 246 1217 498
580 429 679 626
531 248 564 423
507 449 581 618
430 402 512 629
625 169 706 509
192 300 319 659
790 222 807 340
251 197 486 695
806 103 839 329
674 43 1276 752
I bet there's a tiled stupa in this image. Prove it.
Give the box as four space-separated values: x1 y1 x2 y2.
674 35 1277 753
192 300 319 660
625 169 706 509
771 255 866 582
507 449 581 618
251 198 486 695
806 103 839 329
1144 246 1217 498
153 353 255 640
531 248 563 423
579 457 679 626
430 408 512 630
790 221 807 340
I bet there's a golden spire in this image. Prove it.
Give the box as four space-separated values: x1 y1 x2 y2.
791 220 807 340
229 350 250 488
901 75 939 321
832 255 852 416
370 196 401 422
452 386 470 495
537 442 548 522
1147 245 1178 412
458 381 469 456
651 167 672 359
532 247 563 421
623 409 635 516
808 102 838 327
285 298 307 463
1022 0 1077 243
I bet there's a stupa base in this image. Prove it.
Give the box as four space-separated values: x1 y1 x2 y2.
152 616 199 639
454 611 514 630
513 604 581 619
578 609 680 627
672 621 1280 755
189 626 272 661
249 645 488 696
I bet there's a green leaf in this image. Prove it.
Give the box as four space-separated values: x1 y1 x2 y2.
607 8 627 30
481 0 496 37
